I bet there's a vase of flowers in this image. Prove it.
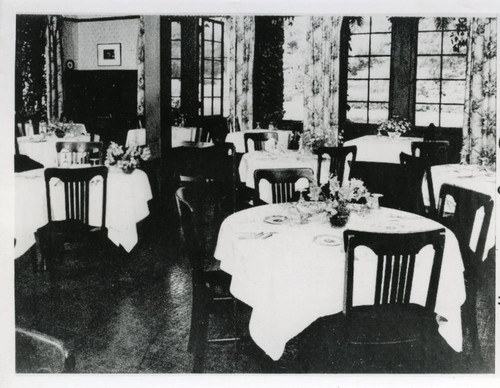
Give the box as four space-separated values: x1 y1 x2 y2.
377 117 412 138
106 142 152 173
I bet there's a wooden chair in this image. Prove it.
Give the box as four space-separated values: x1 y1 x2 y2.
56 141 103 166
254 168 314 205
342 228 447 372
42 166 108 272
243 131 278 153
175 187 239 373
436 183 494 367
16 328 75 373
399 152 436 218
411 141 449 166
314 146 357 186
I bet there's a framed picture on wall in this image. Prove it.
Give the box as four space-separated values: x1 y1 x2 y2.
97 43 121 66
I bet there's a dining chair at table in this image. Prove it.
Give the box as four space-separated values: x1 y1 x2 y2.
411 141 450 166
341 228 448 372
399 152 436 218
244 131 279 153
436 183 494 367
254 167 314 205
56 141 104 166
314 146 357 186
40 166 108 275
175 187 239 373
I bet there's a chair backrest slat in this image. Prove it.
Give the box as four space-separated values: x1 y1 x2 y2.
244 132 279 153
315 146 357 185
254 168 314 205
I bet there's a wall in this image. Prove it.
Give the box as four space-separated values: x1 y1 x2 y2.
62 18 140 70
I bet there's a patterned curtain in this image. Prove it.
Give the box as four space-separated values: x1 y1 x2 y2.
137 16 146 119
227 16 255 132
45 16 64 122
303 16 342 145
462 17 497 165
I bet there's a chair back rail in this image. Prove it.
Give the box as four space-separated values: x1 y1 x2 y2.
254 168 314 204
314 146 357 185
243 132 279 153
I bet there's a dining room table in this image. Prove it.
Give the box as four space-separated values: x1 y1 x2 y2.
423 163 496 261
225 129 292 153
15 165 153 260
214 202 466 361
343 135 423 163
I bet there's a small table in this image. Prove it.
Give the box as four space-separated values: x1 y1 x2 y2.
343 135 423 163
225 129 292 153
15 167 153 259
215 203 465 361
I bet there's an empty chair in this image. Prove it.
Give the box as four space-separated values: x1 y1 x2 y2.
342 228 447 372
16 328 75 373
175 187 239 372
244 131 278 152
199 116 230 144
254 168 314 205
41 166 108 272
411 141 449 166
399 152 436 218
314 146 357 186
56 141 103 166
436 183 494 366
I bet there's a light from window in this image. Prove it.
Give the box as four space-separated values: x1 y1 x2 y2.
347 16 392 124
415 17 468 128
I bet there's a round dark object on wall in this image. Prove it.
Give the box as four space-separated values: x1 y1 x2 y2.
65 60 75 70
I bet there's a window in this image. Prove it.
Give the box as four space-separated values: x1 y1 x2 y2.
170 21 182 117
347 17 392 124
200 18 224 116
415 17 468 127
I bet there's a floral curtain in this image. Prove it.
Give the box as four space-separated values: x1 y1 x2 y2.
303 16 342 145
227 16 255 132
45 16 64 122
462 17 497 165
137 16 146 119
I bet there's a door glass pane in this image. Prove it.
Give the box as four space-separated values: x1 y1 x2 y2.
415 104 439 126
213 61 222 78
204 60 212 78
213 98 221 115
214 42 222 58
348 57 369 78
204 43 212 59
441 105 464 127
371 16 392 32
347 80 368 101
171 59 181 78
204 79 213 97
417 56 441 79
369 102 389 123
442 56 467 79
347 102 368 123
171 41 181 59
204 22 213 40
370 34 391 55
443 31 467 54
418 32 442 54
416 81 440 103
370 80 389 102
171 22 181 39
171 79 181 97
441 81 466 103
370 57 390 78
350 34 370 56
418 17 436 32
203 98 212 116
214 23 222 41
213 79 222 97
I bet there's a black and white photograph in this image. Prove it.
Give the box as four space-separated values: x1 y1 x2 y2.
0 0 498 387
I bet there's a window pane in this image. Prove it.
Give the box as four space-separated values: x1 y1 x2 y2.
349 57 369 78
214 23 222 41
204 60 212 78
415 104 439 126
371 16 392 32
171 97 180 109
350 19 369 34
214 42 222 58
417 56 441 79
370 33 391 55
171 79 181 97
347 80 368 101
203 98 212 116
204 43 212 59
350 34 370 56
347 102 368 123
369 103 389 123
370 80 389 101
213 79 222 97
203 79 213 97
441 81 466 103
442 56 467 79
171 59 181 78
204 22 213 40
418 32 442 54
370 57 391 78
441 105 464 127
213 60 222 78
443 31 468 54
171 41 181 59
171 22 181 40
213 98 221 115
419 17 436 32
416 80 440 103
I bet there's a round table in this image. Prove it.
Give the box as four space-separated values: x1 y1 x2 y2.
214 203 466 361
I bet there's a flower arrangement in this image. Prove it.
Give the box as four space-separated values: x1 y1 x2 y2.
377 117 412 138
106 142 151 173
300 130 327 152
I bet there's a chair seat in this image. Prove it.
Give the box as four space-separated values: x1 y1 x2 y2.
49 220 106 239
199 270 233 298
347 304 438 344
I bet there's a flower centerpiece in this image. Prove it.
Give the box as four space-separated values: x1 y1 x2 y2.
105 142 152 173
377 117 412 139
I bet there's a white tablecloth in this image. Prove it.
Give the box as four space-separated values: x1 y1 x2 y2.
423 164 496 260
17 134 92 167
226 129 292 153
15 167 152 259
343 135 423 163
214 204 465 361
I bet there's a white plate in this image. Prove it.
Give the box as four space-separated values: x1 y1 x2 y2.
313 235 342 247
263 215 288 225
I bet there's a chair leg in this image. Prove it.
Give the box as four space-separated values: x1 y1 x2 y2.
192 315 209 373
232 299 239 372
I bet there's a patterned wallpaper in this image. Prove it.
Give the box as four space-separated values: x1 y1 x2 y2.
62 18 139 70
